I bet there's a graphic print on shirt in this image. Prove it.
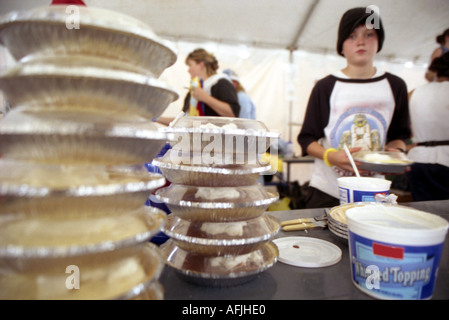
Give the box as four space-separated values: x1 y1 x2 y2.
330 106 388 151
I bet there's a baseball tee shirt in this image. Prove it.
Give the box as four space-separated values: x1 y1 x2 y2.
298 69 411 198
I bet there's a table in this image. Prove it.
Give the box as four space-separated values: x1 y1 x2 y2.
159 200 449 300
282 156 314 183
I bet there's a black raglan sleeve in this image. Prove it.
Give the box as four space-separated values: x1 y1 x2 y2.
385 73 412 142
210 79 241 117
297 75 336 156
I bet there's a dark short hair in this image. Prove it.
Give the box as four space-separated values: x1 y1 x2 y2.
429 51 449 78
436 28 449 45
337 7 385 56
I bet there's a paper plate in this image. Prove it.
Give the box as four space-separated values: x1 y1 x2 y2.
273 236 342 268
352 151 413 174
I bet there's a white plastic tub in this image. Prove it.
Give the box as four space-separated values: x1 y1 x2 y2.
337 176 391 204
346 204 449 299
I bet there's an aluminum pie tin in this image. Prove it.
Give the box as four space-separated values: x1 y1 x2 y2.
0 206 167 259
0 108 174 165
328 223 349 241
161 116 280 155
0 55 178 121
161 240 278 287
0 242 165 300
152 149 271 186
154 183 279 222
162 213 281 255
326 202 378 241
116 279 164 300
352 151 413 174
0 160 166 217
0 5 176 77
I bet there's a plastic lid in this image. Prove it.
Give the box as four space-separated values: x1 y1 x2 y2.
154 149 271 174
273 236 342 268
161 116 280 139
345 204 449 246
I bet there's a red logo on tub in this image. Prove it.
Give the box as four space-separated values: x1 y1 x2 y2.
374 192 387 196
373 243 404 259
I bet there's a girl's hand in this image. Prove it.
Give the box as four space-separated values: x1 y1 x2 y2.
328 147 363 172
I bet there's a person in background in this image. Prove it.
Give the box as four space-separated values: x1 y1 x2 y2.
430 28 449 62
157 48 240 125
406 52 449 201
297 7 411 209
425 28 449 82
223 69 256 120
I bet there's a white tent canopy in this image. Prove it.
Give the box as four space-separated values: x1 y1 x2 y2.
2 0 447 63
1 0 448 150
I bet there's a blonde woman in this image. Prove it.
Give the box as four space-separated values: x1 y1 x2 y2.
157 48 240 125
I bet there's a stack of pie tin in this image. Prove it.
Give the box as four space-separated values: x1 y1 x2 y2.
154 116 281 286
0 5 178 299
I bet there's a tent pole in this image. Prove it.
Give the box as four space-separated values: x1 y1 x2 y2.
286 0 320 51
288 49 293 142
286 0 319 142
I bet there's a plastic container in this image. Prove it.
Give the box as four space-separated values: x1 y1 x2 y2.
346 204 449 300
337 176 391 204
160 116 279 160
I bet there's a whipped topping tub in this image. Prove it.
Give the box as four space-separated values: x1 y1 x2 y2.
346 203 449 299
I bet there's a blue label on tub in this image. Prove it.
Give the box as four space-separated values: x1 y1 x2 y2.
348 230 445 299
353 190 388 202
339 187 350 203
339 187 389 204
